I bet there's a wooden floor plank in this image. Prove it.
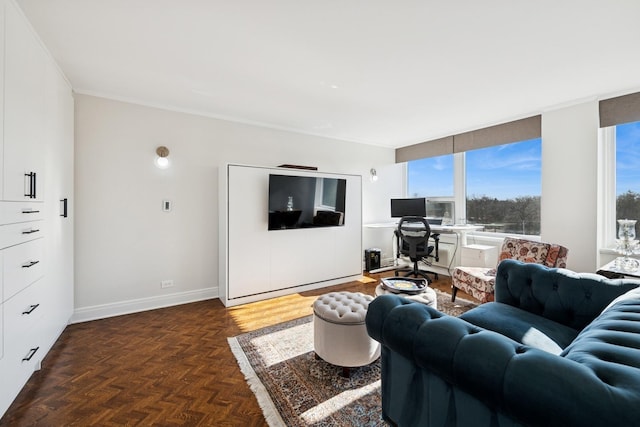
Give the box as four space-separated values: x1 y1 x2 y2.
0 274 473 426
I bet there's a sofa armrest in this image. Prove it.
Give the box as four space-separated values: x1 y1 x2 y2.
494 259 640 330
366 294 640 426
365 293 446 361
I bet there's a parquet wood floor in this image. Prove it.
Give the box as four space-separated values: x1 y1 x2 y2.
0 274 472 426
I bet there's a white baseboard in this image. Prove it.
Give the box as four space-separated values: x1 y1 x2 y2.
70 287 219 324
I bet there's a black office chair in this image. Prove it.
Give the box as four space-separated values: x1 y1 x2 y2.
394 216 440 283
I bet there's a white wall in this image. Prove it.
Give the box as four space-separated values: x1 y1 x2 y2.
362 162 405 262
73 94 396 321
542 101 599 272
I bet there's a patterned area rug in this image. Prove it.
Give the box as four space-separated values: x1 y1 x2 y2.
228 289 476 426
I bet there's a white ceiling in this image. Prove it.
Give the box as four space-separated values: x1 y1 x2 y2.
15 0 640 148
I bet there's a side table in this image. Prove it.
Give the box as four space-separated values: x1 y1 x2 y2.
597 257 640 279
374 284 438 309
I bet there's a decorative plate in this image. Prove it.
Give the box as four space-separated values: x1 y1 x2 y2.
381 277 427 295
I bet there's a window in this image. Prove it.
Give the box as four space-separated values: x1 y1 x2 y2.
407 154 454 198
407 137 542 235
615 121 640 224
601 120 640 246
465 138 541 235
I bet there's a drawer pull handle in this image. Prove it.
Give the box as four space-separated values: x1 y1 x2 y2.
22 347 40 362
24 172 37 199
22 260 40 268
22 304 40 315
22 229 40 234
21 209 41 214
61 198 68 218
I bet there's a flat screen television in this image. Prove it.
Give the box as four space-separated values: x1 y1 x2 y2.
268 174 347 230
390 197 427 218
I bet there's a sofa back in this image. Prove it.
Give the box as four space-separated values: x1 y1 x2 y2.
495 259 640 331
498 237 568 268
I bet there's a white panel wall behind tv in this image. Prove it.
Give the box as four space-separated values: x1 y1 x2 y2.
221 164 362 306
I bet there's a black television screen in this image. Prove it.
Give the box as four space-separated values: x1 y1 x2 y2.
390 197 427 218
268 174 347 230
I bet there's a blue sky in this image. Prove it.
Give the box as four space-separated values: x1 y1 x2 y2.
617 121 640 195
408 138 541 200
408 122 640 201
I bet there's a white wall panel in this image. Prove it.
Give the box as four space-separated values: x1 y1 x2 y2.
541 101 599 272
223 164 361 305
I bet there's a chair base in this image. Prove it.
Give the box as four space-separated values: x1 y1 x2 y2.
394 266 438 283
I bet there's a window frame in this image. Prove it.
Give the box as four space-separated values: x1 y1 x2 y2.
407 141 542 238
598 126 617 252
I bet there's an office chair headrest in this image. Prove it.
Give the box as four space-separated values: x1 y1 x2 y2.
398 216 430 238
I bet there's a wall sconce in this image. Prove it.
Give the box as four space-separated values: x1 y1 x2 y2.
155 146 170 169
370 168 378 182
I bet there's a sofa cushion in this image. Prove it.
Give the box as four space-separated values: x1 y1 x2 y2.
600 286 640 314
562 297 640 371
495 260 640 331
460 302 579 354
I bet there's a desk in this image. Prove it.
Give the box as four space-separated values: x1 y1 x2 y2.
363 222 484 273
364 222 483 246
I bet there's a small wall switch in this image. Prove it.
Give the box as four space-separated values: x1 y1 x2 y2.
162 200 172 212
161 280 174 288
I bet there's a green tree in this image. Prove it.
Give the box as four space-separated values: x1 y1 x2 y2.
617 190 640 222
466 195 541 235
616 190 640 236
505 196 540 235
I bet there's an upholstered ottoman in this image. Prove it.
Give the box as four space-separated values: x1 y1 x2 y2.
313 292 381 376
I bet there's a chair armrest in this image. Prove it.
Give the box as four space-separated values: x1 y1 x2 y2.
430 233 440 261
494 259 640 330
365 294 640 426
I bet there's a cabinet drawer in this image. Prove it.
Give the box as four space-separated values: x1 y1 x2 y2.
3 238 44 302
0 339 40 418
3 278 46 350
0 303 3 360
0 202 44 224
0 279 48 411
0 221 44 250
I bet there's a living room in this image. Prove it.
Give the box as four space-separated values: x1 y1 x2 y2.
2 0 640 425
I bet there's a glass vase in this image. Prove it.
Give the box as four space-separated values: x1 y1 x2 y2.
616 219 639 271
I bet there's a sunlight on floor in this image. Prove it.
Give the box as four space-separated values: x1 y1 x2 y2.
250 323 313 367
228 293 316 333
300 381 381 424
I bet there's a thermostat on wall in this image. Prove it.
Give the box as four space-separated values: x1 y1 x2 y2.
162 200 172 212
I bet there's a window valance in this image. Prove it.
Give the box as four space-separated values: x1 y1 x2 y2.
395 136 453 163
599 91 640 128
395 115 541 162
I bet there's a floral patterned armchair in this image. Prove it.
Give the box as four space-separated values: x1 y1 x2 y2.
451 237 569 303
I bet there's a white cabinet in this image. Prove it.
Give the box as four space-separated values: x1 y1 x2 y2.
221 164 362 306
3 0 45 202
44 57 74 329
461 244 496 268
0 0 74 418
0 277 49 414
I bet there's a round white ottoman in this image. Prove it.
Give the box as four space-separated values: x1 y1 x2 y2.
313 291 381 376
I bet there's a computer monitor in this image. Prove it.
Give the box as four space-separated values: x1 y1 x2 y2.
390 197 427 218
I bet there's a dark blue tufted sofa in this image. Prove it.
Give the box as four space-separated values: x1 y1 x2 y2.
366 259 640 426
